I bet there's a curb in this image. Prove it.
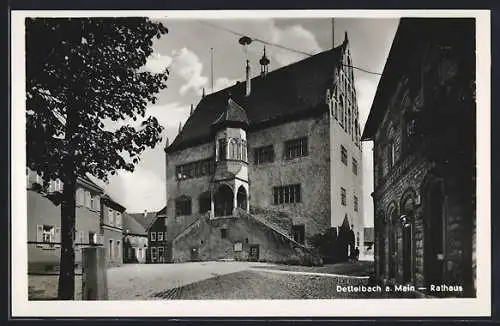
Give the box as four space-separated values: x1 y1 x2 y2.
251 268 370 279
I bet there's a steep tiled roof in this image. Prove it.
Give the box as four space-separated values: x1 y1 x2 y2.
167 43 346 153
128 211 159 231
122 213 147 236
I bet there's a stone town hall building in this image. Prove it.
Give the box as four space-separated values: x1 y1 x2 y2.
164 34 363 264
362 18 476 297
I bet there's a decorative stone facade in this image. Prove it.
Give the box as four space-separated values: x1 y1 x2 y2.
362 18 476 297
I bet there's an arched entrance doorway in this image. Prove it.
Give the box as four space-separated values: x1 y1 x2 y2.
214 184 234 217
376 211 386 278
388 204 398 279
401 192 416 283
424 179 445 288
236 186 247 211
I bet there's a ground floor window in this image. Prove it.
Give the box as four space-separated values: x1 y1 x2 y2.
109 239 114 260
158 246 164 262
292 224 305 244
151 247 157 262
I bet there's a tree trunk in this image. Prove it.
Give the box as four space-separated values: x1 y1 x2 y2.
58 96 79 300
58 161 77 300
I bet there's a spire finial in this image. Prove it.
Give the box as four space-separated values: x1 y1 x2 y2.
259 46 270 77
344 31 348 43
202 87 205 98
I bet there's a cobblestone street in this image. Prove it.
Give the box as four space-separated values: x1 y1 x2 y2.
30 260 416 300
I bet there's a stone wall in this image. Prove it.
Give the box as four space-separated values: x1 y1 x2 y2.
172 211 322 265
371 56 476 297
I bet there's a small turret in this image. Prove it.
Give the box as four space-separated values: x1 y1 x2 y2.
259 46 270 77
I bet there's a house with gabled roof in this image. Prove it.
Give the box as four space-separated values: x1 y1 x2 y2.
27 170 106 272
122 213 148 263
163 33 364 264
128 207 169 263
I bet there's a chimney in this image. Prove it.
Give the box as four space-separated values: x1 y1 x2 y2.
245 60 251 96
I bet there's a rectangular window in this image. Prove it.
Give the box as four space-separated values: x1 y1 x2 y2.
341 187 347 206
175 197 192 216
115 241 121 260
254 145 275 164
354 195 359 212
158 232 164 241
109 239 114 260
42 225 54 243
151 247 157 262
151 232 156 241
176 158 215 180
108 208 115 225
221 228 227 239
292 224 305 244
115 212 122 228
341 145 348 165
273 184 301 205
352 158 358 175
76 188 84 206
284 137 308 160
85 191 91 208
158 247 164 262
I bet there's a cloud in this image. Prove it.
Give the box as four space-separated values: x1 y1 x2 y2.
270 24 322 66
213 77 239 92
170 48 208 96
144 52 172 74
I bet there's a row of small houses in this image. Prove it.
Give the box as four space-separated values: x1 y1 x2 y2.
27 168 169 272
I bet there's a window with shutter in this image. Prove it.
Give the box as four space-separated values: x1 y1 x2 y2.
55 227 61 248
36 225 43 248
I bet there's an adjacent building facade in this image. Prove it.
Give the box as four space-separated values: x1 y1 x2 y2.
164 34 364 264
362 18 476 297
101 194 125 268
27 168 128 270
27 170 105 272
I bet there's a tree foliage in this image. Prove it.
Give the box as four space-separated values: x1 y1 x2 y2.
25 17 169 299
26 17 169 182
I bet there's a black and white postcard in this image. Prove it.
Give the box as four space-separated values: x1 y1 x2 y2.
10 9 491 317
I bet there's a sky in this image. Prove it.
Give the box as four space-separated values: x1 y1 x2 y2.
91 17 400 227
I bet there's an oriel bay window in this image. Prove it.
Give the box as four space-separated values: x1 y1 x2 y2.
284 137 308 160
273 184 301 205
175 196 192 216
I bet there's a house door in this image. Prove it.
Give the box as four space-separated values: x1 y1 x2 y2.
190 247 199 262
402 224 412 282
249 245 259 262
424 180 445 287
158 247 165 263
